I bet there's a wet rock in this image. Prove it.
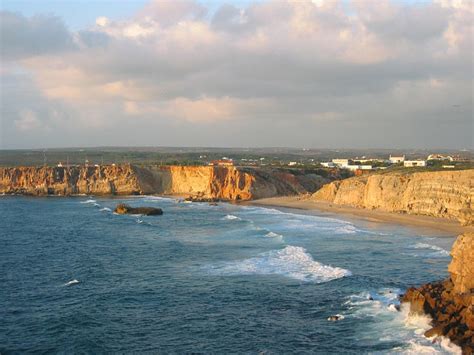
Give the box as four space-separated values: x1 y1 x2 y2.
425 325 444 338
114 203 163 216
401 233 474 354
184 195 221 203
388 303 401 312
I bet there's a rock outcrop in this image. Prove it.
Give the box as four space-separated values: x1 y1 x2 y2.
402 233 474 354
449 233 474 294
0 164 328 201
311 169 473 225
114 203 163 216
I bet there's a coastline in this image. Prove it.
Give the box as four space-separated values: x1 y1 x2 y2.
249 196 473 236
3 192 471 236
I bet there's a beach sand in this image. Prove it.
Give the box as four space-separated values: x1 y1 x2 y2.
250 196 473 236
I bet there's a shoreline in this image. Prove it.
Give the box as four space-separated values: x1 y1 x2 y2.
249 196 472 236
3 193 471 236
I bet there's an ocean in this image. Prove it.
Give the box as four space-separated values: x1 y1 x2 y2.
0 196 461 353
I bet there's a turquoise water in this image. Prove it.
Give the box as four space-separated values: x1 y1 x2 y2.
0 196 459 353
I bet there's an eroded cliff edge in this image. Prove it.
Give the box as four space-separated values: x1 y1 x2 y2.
0 165 328 200
402 233 474 354
311 169 473 225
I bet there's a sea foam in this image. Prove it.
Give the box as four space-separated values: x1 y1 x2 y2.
64 279 80 286
413 243 450 257
204 245 351 283
80 199 97 204
223 214 241 221
344 290 461 354
264 231 283 238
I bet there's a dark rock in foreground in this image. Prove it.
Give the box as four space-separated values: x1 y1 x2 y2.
401 233 474 354
114 203 163 216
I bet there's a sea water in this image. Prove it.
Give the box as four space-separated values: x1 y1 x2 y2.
0 196 460 353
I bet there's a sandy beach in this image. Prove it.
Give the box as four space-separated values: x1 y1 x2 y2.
250 196 473 236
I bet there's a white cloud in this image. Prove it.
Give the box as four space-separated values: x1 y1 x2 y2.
1 0 472 148
14 109 42 131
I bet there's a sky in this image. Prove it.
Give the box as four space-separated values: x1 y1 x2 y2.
0 0 472 149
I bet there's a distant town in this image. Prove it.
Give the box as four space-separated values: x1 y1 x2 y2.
204 152 469 175
0 147 471 173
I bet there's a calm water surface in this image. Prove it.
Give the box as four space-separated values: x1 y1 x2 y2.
0 196 459 353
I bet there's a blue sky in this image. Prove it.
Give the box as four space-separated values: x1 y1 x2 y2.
0 0 261 29
1 0 151 29
1 0 432 29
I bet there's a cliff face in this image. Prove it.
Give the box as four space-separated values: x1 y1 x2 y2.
0 165 326 200
402 233 474 353
0 165 143 196
312 170 473 224
448 233 474 294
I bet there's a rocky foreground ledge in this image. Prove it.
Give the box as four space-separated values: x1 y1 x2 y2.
402 233 474 354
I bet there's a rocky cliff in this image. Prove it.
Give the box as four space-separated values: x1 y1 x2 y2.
0 165 143 196
0 165 327 200
402 233 474 353
311 170 473 224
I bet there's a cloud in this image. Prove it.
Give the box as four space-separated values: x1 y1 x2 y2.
1 0 472 149
14 109 42 131
0 11 75 61
137 0 207 27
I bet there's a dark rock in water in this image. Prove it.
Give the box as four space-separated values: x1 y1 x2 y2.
209 202 219 206
424 325 444 338
327 315 344 321
387 303 401 312
184 196 220 203
114 203 163 216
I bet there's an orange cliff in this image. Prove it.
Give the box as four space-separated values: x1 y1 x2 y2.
0 165 328 201
311 169 473 225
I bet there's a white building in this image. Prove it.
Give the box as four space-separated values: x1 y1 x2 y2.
344 165 373 171
320 162 335 168
404 160 427 167
332 159 350 166
427 154 453 161
288 162 298 166
389 155 405 164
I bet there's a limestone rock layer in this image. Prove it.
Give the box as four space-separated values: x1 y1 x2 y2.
312 170 473 225
0 165 325 200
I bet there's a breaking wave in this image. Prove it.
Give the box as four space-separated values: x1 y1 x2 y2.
100 207 112 212
334 225 358 234
265 231 283 238
343 289 461 354
64 279 80 286
203 245 351 283
413 243 449 256
223 214 241 221
405 243 450 258
80 199 97 204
